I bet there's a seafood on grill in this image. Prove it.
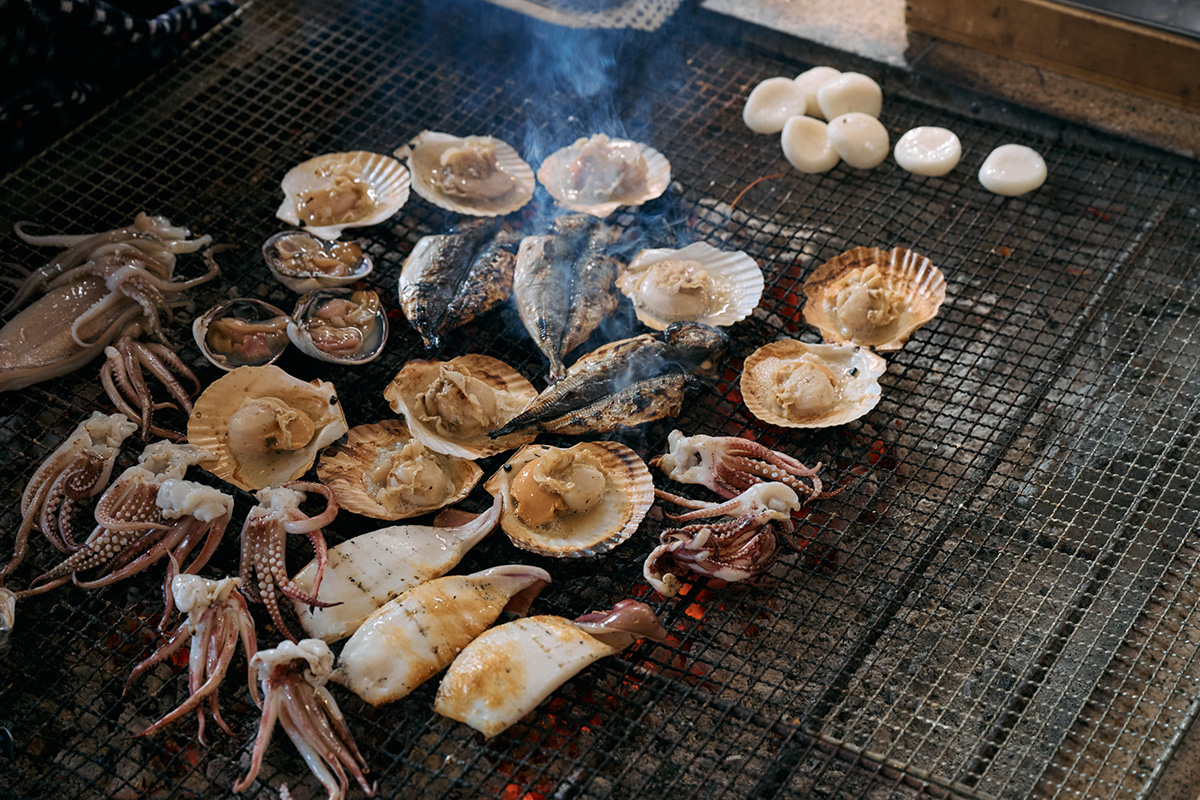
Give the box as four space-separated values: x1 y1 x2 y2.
188 364 348 492
537 133 671 217
741 340 886 428
435 599 667 738
652 429 829 503
276 150 410 240
644 482 800 597
616 242 763 331
287 289 388 365
399 130 536 216
192 298 291 371
802 246 945 351
263 230 374 293
334 565 551 706
483 442 653 558
290 495 501 643
126 572 259 742
239 481 339 642
316 420 482 520
235 638 375 800
489 321 729 438
513 214 622 381
384 354 538 460
398 219 517 351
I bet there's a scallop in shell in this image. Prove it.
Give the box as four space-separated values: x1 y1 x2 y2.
316 420 482 520
191 298 290 371
399 131 535 217
801 246 945 351
741 340 886 428
263 230 374 293
187 365 348 491
483 442 653 558
537 133 671 217
617 242 763 331
383 354 538 460
287 289 387 365
276 151 411 240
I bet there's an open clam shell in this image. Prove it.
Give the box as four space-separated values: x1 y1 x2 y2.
483 442 653 558
398 131 535 217
741 340 886 428
263 230 374 293
383 354 538 460
276 151 411 240
618 242 763 330
537 133 671 218
316 420 482 520
191 298 290 371
801 246 945 351
287 289 388 365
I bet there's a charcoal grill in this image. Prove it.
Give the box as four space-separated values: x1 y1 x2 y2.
2 1 1199 798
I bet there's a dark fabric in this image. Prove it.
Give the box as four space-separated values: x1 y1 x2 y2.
0 0 237 171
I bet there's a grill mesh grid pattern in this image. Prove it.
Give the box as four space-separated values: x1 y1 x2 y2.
1 1 1198 798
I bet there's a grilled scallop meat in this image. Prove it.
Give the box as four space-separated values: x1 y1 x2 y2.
537 133 671 217
276 151 410 240
400 131 535 217
617 242 764 331
741 340 887 428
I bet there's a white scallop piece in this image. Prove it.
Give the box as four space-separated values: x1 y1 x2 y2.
743 77 809 134
276 151 411 240
793 66 841 120
781 116 840 174
979 144 1048 196
893 127 962 177
827 113 890 170
816 72 883 120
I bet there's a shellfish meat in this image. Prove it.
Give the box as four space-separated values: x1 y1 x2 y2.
741 340 886 428
192 298 290 371
287 289 388 365
276 151 410 240
617 242 763 330
537 133 671 217
399 131 535 216
262 230 373 293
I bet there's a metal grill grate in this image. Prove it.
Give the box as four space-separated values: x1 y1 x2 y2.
1 0 1199 798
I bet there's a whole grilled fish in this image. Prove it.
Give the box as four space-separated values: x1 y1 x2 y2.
398 219 516 351
489 321 729 437
513 214 621 381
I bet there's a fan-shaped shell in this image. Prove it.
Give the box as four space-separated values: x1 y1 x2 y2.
483 441 653 558
316 420 482 520
801 246 945 351
741 340 886 428
187 365 348 491
383 354 538 460
263 231 374 293
398 131 535 217
617 242 763 330
537 134 671 218
287 289 388 365
276 151 410 240
191 298 290 371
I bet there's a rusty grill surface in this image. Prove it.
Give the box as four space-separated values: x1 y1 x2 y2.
1 1 1199 798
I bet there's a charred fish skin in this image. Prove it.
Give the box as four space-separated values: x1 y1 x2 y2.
439 239 515 335
562 222 620 355
514 235 572 379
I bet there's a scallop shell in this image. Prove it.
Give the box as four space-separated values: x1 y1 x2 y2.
287 289 388 365
316 420 482 520
482 441 653 558
276 151 411 240
383 354 538 460
187 365 348 491
741 340 886 428
536 134 671 218
263 231 374 293
801 246 945 351
191 298 290 371
398 131 535 217
617 242 763 331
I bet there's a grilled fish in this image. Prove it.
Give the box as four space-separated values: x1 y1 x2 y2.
398 219 516 351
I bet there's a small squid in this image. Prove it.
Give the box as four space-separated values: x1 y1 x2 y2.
652 429 831 503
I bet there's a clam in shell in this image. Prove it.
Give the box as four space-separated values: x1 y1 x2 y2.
191 298 290 371
276 151 411 240
801 246 945 351
263 230 374 293
617 242 763 331
537 133 671 218
317 420 481 520
483 442 653 558
187 365 348 491
383 354 538 460
741 340 886 428
399 131 535 217
287 289 388 365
